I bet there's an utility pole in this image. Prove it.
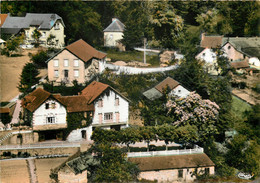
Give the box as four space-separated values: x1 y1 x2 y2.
144 38 147 64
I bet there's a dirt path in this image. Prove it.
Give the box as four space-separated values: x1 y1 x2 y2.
0 48 42 102
27 158 38 183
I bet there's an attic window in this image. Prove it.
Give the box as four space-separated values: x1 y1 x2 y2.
228 46 231 49
45 103 49 109
98 99 103 107
106 90 110 97
51 102 56 109
54 22 60 30
202 53 205 56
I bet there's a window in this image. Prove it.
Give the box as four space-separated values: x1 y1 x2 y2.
228 45 231 49
74 69 79 77
115 98 119 106
42 32 46 38
98 99 103 107
46 117 55 123
54 59 59 67
98 113 102 124
64 59 69 67
54 70 59 77
74 59 79 67
45 103 49 109
178 90 181 93
202 53 205 56
51 102 56 109
178 170 183 178
54 23 60 30
104 113 113 121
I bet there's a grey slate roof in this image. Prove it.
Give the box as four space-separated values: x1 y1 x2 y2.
1 13 64 31
143 88 163 101
222 37 260 58
103 18 125 32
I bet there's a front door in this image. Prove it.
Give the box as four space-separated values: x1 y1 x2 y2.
64 70 69 78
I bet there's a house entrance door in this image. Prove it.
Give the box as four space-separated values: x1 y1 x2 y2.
64 70 69 78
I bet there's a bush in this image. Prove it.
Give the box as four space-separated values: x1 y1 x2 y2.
30 50 49 68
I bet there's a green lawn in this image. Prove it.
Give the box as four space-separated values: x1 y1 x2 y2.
231 95 252 118
103 49 160 67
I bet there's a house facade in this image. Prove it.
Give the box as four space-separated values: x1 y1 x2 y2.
143 77 190 100
103 18 125 48
1 13 65 48
221 37 260 62
129 153 215 183
196 48 219 75
21 81 129 141
47 39 106 84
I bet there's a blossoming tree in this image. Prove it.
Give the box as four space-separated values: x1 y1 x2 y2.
166 91 220 142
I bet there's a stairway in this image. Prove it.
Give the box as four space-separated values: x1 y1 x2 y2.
0 132 13 144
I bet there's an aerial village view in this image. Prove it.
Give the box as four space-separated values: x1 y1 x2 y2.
0 1 259 183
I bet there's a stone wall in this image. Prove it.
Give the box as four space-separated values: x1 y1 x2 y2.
3 132 38 145
0 147 79 157
58 167 87 183
139 167 214 183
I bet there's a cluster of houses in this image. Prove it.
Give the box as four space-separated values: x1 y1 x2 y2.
196 33 260 75
0 13 124 49
2 12 260 183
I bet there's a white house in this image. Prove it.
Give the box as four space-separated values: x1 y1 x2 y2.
195 48 219 75
21 81 129 141
103 18 125 48
1 13 65 48
143 77 190 100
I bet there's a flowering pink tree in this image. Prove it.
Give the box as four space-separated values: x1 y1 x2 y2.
166 91 220 141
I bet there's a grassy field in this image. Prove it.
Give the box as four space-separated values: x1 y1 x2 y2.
0 159 30 183
35 157 68 183
104 49 160 66
231 95 252 118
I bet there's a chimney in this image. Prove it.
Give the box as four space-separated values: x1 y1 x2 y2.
201 32 205 41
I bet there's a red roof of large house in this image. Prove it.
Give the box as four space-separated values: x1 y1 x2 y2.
65 39 106 62
155 77 180 93
55 95 94 113
80 81 110 104
21 88 51 112
0 14 8 27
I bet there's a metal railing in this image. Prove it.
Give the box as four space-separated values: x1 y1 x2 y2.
127 147 204 158
0 141 80 150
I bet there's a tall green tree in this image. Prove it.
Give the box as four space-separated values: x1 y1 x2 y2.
18 63 40 94
89 143 140 183
148 1 184 49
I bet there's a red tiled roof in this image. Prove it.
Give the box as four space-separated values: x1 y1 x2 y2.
0 14 8 27
55 95 94 113
201 35 223 48
230 60 249 69
128 153 215 171
66 39 106 63
80 81 110 104
155 77 180 93
0 107 10 114
21 88 51 112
